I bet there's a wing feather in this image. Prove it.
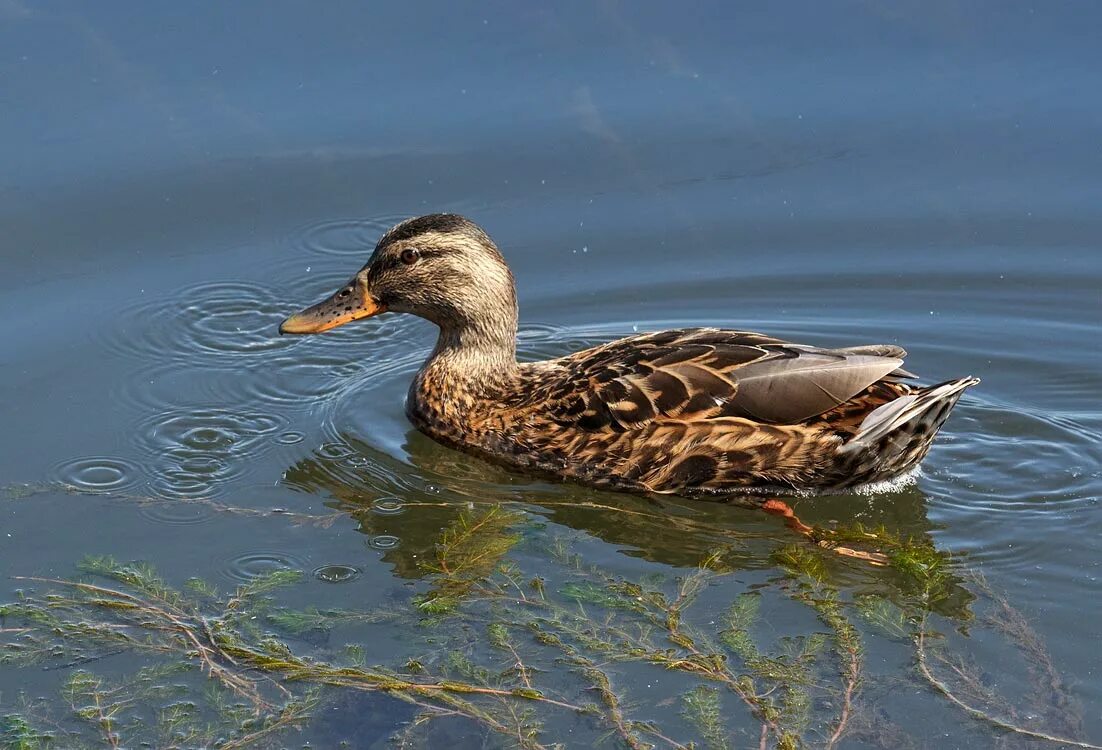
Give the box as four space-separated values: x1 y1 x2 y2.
542 328 906 429
723 353 902 423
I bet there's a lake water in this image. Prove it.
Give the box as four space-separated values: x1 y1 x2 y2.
2 3 1100 749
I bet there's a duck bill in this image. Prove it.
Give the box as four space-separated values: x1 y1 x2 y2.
279 279 386 334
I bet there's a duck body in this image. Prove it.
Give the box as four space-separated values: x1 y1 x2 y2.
405 327 976 499
281 214 978 502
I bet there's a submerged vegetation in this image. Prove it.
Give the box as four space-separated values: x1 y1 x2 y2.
1 485 1097 749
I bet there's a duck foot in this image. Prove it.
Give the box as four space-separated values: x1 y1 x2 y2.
760 498 889 567
761 498 813 534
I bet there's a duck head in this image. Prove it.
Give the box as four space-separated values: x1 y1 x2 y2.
280 214 519 356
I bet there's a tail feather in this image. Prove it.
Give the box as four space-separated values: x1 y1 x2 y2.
833 376 979 486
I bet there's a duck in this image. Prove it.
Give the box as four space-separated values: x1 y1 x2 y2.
280 214 978 505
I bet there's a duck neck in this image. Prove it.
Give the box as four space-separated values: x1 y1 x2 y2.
408 313 519 438
417 304 521 404
430 316 519 378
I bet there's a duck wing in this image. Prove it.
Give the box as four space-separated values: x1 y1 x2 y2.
547 328 906 430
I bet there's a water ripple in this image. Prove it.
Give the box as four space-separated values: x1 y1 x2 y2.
925 401 1102 512
51 456 141 493
516 322 613 362
917 396 1102 576
289 214 409 257
315 440 357 461
139 499 217 526
244 356 368 405
136 408 285 499
98 280 301 363
367 535 400 551
242 315 425 408
221 551 309 583
138 408 285 455
313 564 362 583
116 362 256 415
370 497 406 516
180 281 297 355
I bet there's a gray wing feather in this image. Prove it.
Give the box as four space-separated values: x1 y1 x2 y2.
727 353 903 424
829 344 907 359
829 345 916 378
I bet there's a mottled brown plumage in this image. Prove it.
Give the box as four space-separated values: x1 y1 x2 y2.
281 214 978 504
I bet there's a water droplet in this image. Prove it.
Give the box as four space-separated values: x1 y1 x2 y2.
313 564 361 583
317 441 355 460
370 497 405 515
368 535 400 551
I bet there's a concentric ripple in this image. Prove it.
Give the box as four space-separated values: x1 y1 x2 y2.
138 409 285 456
221 551 309 583
289 214 409 257
139 499 217 526
515 322 608 362
367 535 400 551
914 396 1102 574
136 408 285 499
240 314 426 408
924 402 1102 510
51 456 141 493
313 564 362 583
98 280 301 363
244 356 368 405
315 440 357 461
370 497 406 515
182 281 297 354
115 362 258 415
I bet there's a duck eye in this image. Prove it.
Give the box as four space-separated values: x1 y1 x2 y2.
400 248 421 265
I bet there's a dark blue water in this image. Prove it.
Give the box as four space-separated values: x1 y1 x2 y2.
2 3 1100 748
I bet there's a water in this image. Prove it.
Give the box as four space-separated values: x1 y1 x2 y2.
2 3 1100 748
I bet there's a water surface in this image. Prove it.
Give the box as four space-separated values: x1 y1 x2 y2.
2 3 1100 748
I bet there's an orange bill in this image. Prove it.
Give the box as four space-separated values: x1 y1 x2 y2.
279 279 386 334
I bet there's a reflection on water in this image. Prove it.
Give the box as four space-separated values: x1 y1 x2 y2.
283 431 977 618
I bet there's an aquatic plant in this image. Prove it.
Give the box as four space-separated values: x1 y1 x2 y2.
1 490 1096 749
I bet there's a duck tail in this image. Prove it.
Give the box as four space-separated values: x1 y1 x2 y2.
834 376 980 485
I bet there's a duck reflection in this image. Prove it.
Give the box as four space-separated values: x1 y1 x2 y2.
281 430 973 616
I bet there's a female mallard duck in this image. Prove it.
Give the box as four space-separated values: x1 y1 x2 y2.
281 214 977 503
